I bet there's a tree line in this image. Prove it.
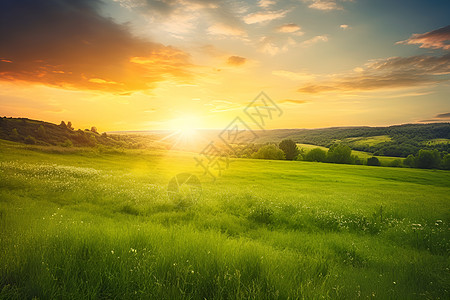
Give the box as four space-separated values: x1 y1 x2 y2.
242 139 450 170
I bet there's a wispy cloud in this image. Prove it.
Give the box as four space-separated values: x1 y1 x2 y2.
298 54 450 93
227 56 247 66
272 70 315 81
396 25 450 50
340 24 350 30
259 36 296 56
276 23 302 34
204 100 243 112
419 112 450 123
244 9 289 24
435 112 450 119
207 23 246 37
0 0 192 93
301 35 328 47
279 99 308 105
258 0 275 8
304 0 343 11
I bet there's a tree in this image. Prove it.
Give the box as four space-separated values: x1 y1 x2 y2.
327 144 352 164
304 148 327 162
279 139 299 160
91 126 98 134
67 121 74 130
37 125 47 139
442 154 450 170
59 121 67 128
416 149 440 169
367 157 381 166
404 154 416 167
24 135 36 145
10 128 20 140
252 144 285 160
389 159 402 167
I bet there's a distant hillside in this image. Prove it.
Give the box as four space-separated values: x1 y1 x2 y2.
246 123 450 157
1 117 449 157
0 117 165 149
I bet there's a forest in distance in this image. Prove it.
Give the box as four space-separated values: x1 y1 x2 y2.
1 117 449 170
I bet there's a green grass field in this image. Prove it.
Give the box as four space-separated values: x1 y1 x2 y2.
1 140 449 299
344 135 392 147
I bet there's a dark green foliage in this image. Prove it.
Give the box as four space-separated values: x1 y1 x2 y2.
389 159 402 167
416 149 441 169
404 154 416 167
24 135 37 145
61 139 73 147
367 157 381 166
245 123 450 157
327 144 352 164
442 154 450 170
252 144 285 160
37 125 47 139
304 148 327 162
0 117 161 149
278 139 299 160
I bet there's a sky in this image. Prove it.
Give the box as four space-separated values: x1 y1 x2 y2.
0 0 449 131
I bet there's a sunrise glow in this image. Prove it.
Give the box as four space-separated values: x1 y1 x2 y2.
0 0 449 131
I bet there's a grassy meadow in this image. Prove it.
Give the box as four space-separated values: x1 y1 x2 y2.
1 139 449 299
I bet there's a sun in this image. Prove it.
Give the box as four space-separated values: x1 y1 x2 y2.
162 114 204 149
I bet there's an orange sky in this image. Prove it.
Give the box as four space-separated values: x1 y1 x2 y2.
0 0 449 131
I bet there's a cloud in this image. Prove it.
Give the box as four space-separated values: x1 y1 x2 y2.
301 35 328 47
277 23 302 33
272 70 315 81
0 0 192 93
396 25 450 50
116 0 247 38
298 54 450 93
340 24 349 30
244 10 289 24
227 56 247 66
305 0 343 11
204 100 242 112
207 23 246 36
278 99 307 105
258 0 276 8
435 112 450 119
419 112 450 123
259 36 296 56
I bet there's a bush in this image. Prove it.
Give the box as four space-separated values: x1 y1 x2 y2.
404 154 415 167
327 144 352 164
388 159 402 167
279 139 299 160
367 157 381 166
442 154 450 170
61 139 73 147
416 149 440 169
304 148 327 162
24 135 36 145
252 144 285 160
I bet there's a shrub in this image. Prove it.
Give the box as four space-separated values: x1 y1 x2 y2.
389 159 402 167
327 144 352 164
252 144 285 160
416 149 440 169
442 154 450 170
304 148 327 162
278 139 299 160
24 135 36 145
367 157 381 166
61 139 73 147
404 154 416 167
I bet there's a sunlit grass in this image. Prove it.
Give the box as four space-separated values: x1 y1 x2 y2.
0 140 449 298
